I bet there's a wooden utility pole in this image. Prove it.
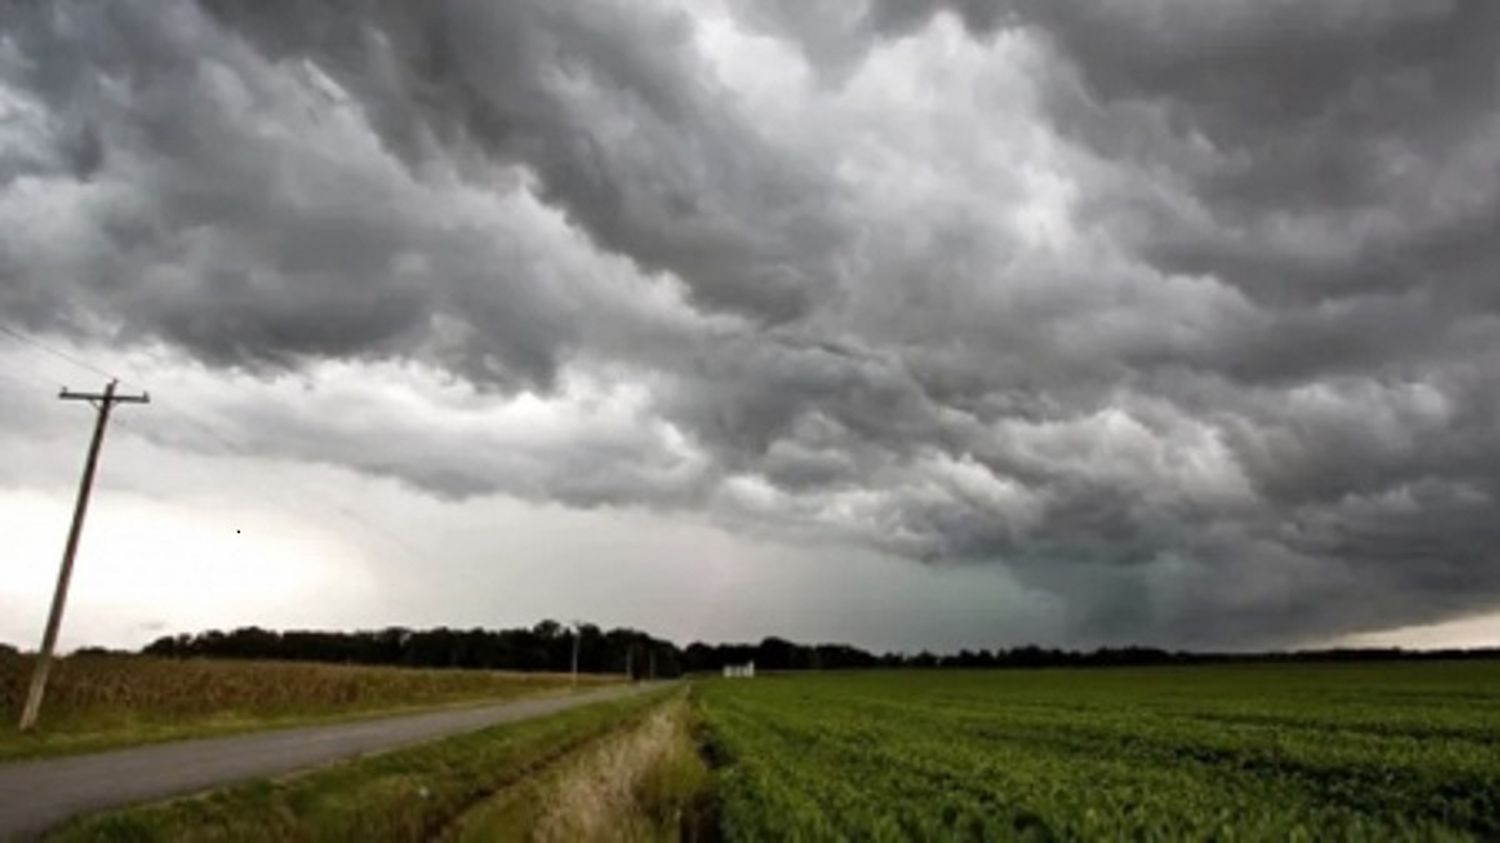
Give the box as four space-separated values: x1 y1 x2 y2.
570 623 581 689
19 380 148 731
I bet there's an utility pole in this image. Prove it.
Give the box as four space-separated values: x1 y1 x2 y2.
625 645 633 682
19 380 148 731
570 622 581 689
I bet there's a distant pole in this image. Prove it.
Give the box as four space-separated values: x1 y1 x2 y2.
649 648 656 681
570 623 581 689
626 646 634 682
20 380 149 731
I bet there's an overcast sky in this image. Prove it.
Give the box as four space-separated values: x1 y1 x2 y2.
3 0 1499 653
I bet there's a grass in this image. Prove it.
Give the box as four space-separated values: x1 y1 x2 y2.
698 662 1500 841
49 687 677 842
445 690 714 842
0 652 615 760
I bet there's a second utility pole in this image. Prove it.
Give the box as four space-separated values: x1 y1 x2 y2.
570 623 581 689
19 379 149 731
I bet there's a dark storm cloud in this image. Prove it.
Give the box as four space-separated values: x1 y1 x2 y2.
3 0 1500 647
1022 1 1500 321
202 0 848 323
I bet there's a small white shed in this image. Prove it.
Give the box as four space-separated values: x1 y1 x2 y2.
722 661 756 678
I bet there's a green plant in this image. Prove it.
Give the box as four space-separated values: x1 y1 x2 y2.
699 663 1500 841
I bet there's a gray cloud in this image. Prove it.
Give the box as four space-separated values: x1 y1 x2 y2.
3 0 1500 648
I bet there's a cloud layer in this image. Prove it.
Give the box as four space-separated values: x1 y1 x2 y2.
3 0 1499 646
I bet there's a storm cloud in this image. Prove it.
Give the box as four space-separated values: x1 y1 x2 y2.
3 0 1499 647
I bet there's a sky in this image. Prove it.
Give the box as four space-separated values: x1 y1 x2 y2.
2 0 1499 654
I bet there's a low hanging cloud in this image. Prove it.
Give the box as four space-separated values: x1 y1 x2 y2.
3 0 1499 647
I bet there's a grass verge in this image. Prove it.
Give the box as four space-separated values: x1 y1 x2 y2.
443 690 715 842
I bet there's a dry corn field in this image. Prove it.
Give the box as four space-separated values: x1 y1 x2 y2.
0 653 611 751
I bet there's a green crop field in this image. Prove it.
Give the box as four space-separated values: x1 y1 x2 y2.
698 662 1500 841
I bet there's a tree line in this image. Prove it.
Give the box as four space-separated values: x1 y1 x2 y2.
135 623 1500 676
142 622 684 678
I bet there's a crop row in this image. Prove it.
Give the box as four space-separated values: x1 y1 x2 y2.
699 663 1500 841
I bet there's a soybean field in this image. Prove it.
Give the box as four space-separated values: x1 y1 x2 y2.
698 662 1500 841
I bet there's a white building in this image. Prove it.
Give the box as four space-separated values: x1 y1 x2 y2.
722 661 756 678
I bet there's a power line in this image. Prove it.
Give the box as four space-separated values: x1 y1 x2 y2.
2 325 428 564
112 402 429 564
0 324 136 386
147 400 429 560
